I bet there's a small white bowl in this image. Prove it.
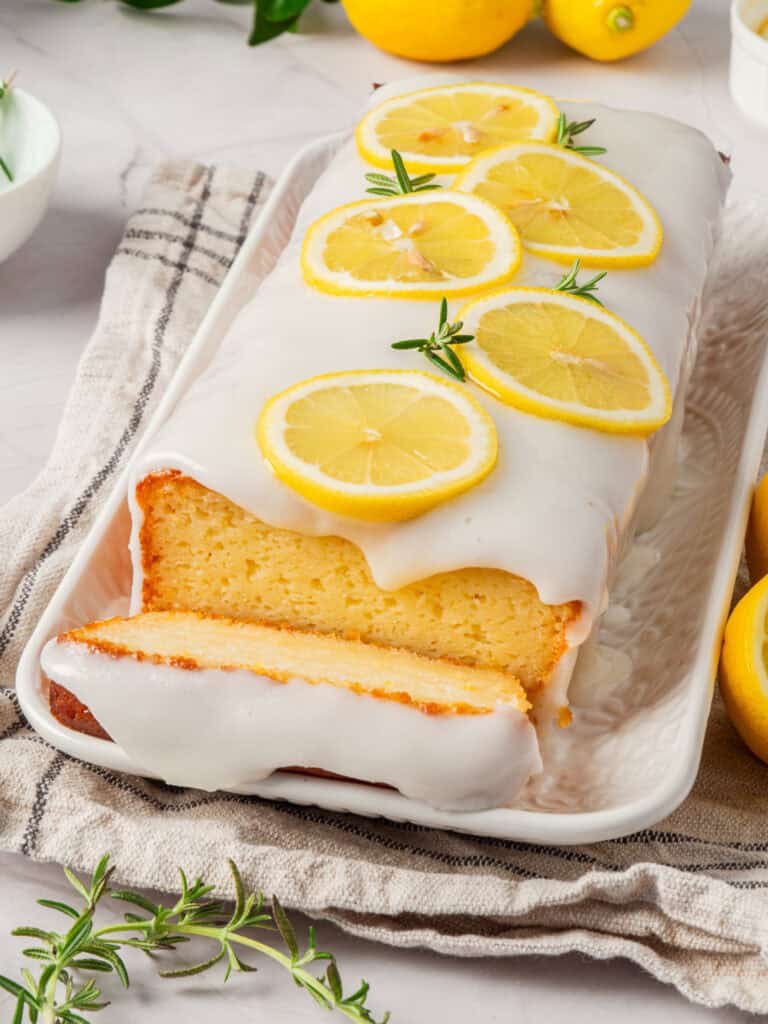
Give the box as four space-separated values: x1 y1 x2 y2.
731 0 768 127
0 87 61 264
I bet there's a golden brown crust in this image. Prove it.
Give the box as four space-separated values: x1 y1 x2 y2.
49 681 111 740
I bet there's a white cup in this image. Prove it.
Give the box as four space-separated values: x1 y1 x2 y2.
731 0 768 127
0 88 61 264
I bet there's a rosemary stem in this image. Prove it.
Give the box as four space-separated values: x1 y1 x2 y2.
179 924 364 1023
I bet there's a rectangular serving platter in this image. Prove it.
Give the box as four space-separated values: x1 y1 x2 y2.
16 133 768 845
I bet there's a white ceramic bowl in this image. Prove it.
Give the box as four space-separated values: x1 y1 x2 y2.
731 0 768 126
0 87 61 263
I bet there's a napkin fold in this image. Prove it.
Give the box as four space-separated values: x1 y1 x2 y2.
2 162 768 1015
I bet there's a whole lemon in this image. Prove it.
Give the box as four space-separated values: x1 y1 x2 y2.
341 0 533 62
542 0 691 62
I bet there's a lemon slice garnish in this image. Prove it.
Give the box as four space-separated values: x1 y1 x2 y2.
257 370 498 521
356 82 560 173
455 141 663 268
457 288 672 434
301 193 521 299
721 574 768 764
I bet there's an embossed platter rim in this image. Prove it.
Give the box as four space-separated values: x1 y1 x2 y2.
15 133 768 845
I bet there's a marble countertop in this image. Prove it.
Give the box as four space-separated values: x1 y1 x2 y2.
0 0 765 1019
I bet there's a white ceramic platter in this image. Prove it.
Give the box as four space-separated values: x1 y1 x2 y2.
16 134 768 845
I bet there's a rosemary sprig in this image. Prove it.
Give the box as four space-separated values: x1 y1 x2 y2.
0 854 389 1024
553 258 606 304
0 71 17 184
392 297 472 381
365 149 441 196
556 112 607 157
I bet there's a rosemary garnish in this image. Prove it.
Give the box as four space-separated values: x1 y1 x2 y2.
553 259 606 304
0 854 389 1024
392 297 473 381
0 71 16 184
556 112 607 157
365 149 441 196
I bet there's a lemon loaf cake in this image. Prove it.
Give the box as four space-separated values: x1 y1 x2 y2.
41 611 539 809
45 77 728 809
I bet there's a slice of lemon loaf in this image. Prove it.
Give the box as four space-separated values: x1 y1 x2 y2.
135 472 580 693
42 610 540 810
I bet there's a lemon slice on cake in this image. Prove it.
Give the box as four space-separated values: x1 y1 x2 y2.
356 82 560 174
257 370 498 521
301 193 521 299
721 574 768 764
456 288 671 434
455 142 662 268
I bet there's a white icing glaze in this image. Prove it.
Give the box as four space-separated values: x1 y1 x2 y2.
40 639 541 811
127 78 728 651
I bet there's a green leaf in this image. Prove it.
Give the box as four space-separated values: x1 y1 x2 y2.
110 890 158 914
391 339 426 350
37 899 80 920
390 150 411 194
60 915 93 959
160 947 226 978
12 996 24 1024
261 0 310 20
70 958 114 973
227 859 246 924
12 928 53 942
249 1 299 44
21 949 53 963
0 977 32 1002
63 868 90 904
325 960 343 1001
271 896 298 960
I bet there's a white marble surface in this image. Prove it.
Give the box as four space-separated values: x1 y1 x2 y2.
0 0 765 1019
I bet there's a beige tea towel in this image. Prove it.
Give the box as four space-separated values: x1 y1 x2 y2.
2 162 768 1015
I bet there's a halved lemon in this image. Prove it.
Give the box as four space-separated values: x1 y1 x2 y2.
257 369 498 521
356 82 560 173
720 574 768 764
455 142 663 268
301 193 521 299
456 288 671 434
746 474 768 585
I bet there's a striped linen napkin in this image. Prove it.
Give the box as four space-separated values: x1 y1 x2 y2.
2 164 768 1014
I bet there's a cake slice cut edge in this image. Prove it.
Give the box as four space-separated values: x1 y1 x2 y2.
41 610 540 810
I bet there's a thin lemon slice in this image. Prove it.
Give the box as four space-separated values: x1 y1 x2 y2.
257 370 498 521
457 288 671 434
301 193 521 299
357 82 560 173
721 574 768 764
747 474 768 585
455 142 662 268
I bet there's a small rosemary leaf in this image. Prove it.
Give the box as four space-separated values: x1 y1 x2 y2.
60 915 93 959
574 145 607 156
59 1013 92 1024
391 339 426 349
391 150 411 194
580 293 603 305
63 868 90 903
12 995 24 1024
425 350 459 379
261 0 309 19
0 976 32 1001
36 963 56 996
567 119 596 136
11 928 53 942
342 979 369 1004
227 859 246 923
160 947 226 979
36 899 79 920
365 187 397 196
438 297 448 329
325 960 343 1001
110 890 159 914
98 949 130 988
442 345 466 380
271 896 299 959
449 334 474 344
90 855 111 891
413 183 441 191
69 958 114 973
408 173 437 186
364 173 396 184
20 950 52 963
